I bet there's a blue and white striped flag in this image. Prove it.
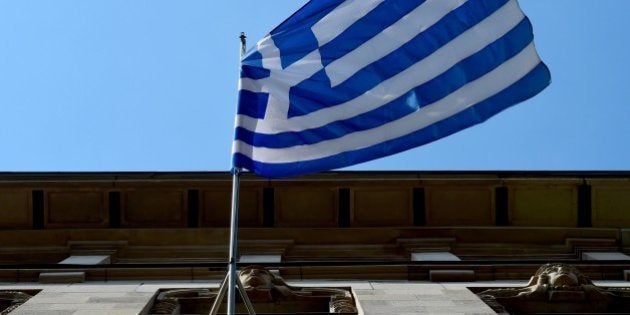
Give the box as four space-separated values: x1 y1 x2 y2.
233 0 551 178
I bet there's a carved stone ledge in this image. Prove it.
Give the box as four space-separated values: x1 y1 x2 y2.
475 263 630 314
0 290 38 315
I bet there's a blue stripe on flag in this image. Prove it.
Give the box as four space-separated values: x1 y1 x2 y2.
234 62 550 178
236 17 534 148
287 0 509 118
237 90 269 119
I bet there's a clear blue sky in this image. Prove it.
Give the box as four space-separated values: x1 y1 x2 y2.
1 1 629 172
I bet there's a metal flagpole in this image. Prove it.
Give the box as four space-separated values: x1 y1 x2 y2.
226 166 241 315
209 33 256 315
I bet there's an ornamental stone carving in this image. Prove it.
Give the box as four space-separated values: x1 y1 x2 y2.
0 291 33 315
149 266 358 314
477 263 630 314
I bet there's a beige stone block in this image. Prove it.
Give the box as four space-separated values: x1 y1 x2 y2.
121 190 186 227
507 181 579 227
0 189 31 228
623 229 630 252
106 267 192 281
412 252 461 261
199 189 229 225
590 181 630 227
425 186 494 226
46 191 107 227
59 255 111 265
200 188 261 227
239 254 281 263
300 265 408 280
582 252 630 261
275 187 337 227
0 268 18 282
39 271 85 283
352 188 412 227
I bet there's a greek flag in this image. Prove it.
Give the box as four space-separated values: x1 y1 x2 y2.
233 0 551 178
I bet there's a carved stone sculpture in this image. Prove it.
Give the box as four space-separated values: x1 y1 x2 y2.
149 266 358 314
0 291 32 315
238 266 358 313
477 263 630 314
150 289 217 314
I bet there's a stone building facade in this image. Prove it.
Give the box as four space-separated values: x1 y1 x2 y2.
1 171 629 314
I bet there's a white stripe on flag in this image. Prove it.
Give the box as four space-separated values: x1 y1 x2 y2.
235 42 542 163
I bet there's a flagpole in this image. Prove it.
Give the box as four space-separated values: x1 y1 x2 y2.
209 32 252 315
226 166 241 315
224 32 254 315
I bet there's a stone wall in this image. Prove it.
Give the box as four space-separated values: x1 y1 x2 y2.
1 172 630 229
